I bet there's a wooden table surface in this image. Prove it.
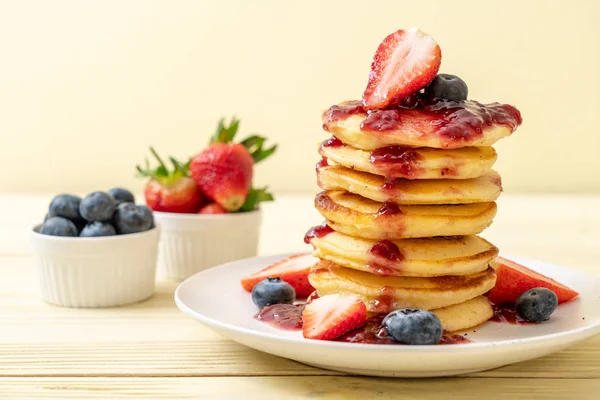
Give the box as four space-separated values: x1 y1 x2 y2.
1 193 600 399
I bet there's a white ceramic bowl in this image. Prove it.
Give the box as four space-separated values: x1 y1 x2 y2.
154 210 261 280
30 226 159 308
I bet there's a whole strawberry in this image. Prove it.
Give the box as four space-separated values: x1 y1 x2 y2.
190 118 276 212
137 148 204 213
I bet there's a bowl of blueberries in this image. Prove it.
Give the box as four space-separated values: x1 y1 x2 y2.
31 188 158 308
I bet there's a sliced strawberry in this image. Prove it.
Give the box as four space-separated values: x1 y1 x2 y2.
302 294 367 340
198 203 228 214
362 27 441 110
488 257 579 305
241 254 317 297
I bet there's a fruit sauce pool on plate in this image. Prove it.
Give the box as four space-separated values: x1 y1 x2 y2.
254 304 471 345
490 302 538 325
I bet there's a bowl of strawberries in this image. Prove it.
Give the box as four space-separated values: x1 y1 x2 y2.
137 118 276 280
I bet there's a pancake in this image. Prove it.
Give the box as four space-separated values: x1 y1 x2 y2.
315 191 497 239
317 165 502 205
319 141 497 180
308 231 498 277
308 260 496 312
431 296 493 332
322 99 522 150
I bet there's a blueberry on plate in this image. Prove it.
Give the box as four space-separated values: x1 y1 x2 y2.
516 287 558 322
113 203 154 234
49 194 82 221
80 221 117 237
424 74 468 101
251 278 296 308
39 217 78 237
383 308 443 345
79 191 116 222
108 188 135 206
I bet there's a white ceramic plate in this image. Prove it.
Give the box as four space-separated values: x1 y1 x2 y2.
175 253 600 377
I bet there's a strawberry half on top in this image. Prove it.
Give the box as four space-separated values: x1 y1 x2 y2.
241 253 317 297
137 147 204 213
488 257 579 305
302 294 367 340
362 27 442 110
190 117 276 212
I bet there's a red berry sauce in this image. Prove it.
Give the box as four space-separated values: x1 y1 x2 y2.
361 109 402 131
322 100 365 122
370 146 423 178
381 177 400 193
304 223 334 244
371 286 396 314
489 302 537 325
377 202 402 217
323 99 522 148
255 304 305 331
370 240 403 262
335 314 472 345
321 136 343 148
368 242 404 278
315 157 329 170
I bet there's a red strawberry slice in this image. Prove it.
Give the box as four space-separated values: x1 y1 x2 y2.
362 27 442 110
241 254 317 297
488 257 579 305
302 294 367 340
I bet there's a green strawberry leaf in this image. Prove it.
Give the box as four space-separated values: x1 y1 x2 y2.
240 134 277 164
210 116 240 144
238 187 274 212
252 144 277 164
135 147 190 182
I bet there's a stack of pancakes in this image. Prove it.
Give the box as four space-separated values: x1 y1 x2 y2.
305 100 522 332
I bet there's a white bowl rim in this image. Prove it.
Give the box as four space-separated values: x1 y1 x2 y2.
153 209 261 220
31 224 159 242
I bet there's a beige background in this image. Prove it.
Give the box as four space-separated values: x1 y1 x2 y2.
1 0 598 195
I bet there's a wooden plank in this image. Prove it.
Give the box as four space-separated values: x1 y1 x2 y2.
1 337 600 378
0 377 599 399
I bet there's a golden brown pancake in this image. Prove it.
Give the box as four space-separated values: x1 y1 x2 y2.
319 142 497 180
308 231 498 277
322 100 522 150
317 165 502 205
309 260 496 312
432 296 493 332
315 190 497 239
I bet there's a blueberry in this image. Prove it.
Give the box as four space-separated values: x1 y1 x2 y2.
80 221 117 237
424 74 468 101
49 194 82 221
39 217 78 237
113 203 154 234
251 278 296 308
383 309 443 345
107 188 135 206
79 192 116 222
516 288 558 322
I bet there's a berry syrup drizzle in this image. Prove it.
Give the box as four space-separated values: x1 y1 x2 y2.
489 302 537 325
304 223 334 244
336 314 471 345
322 98 522 147
254 305 471 344
370 146 423 178
367 241 404 277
